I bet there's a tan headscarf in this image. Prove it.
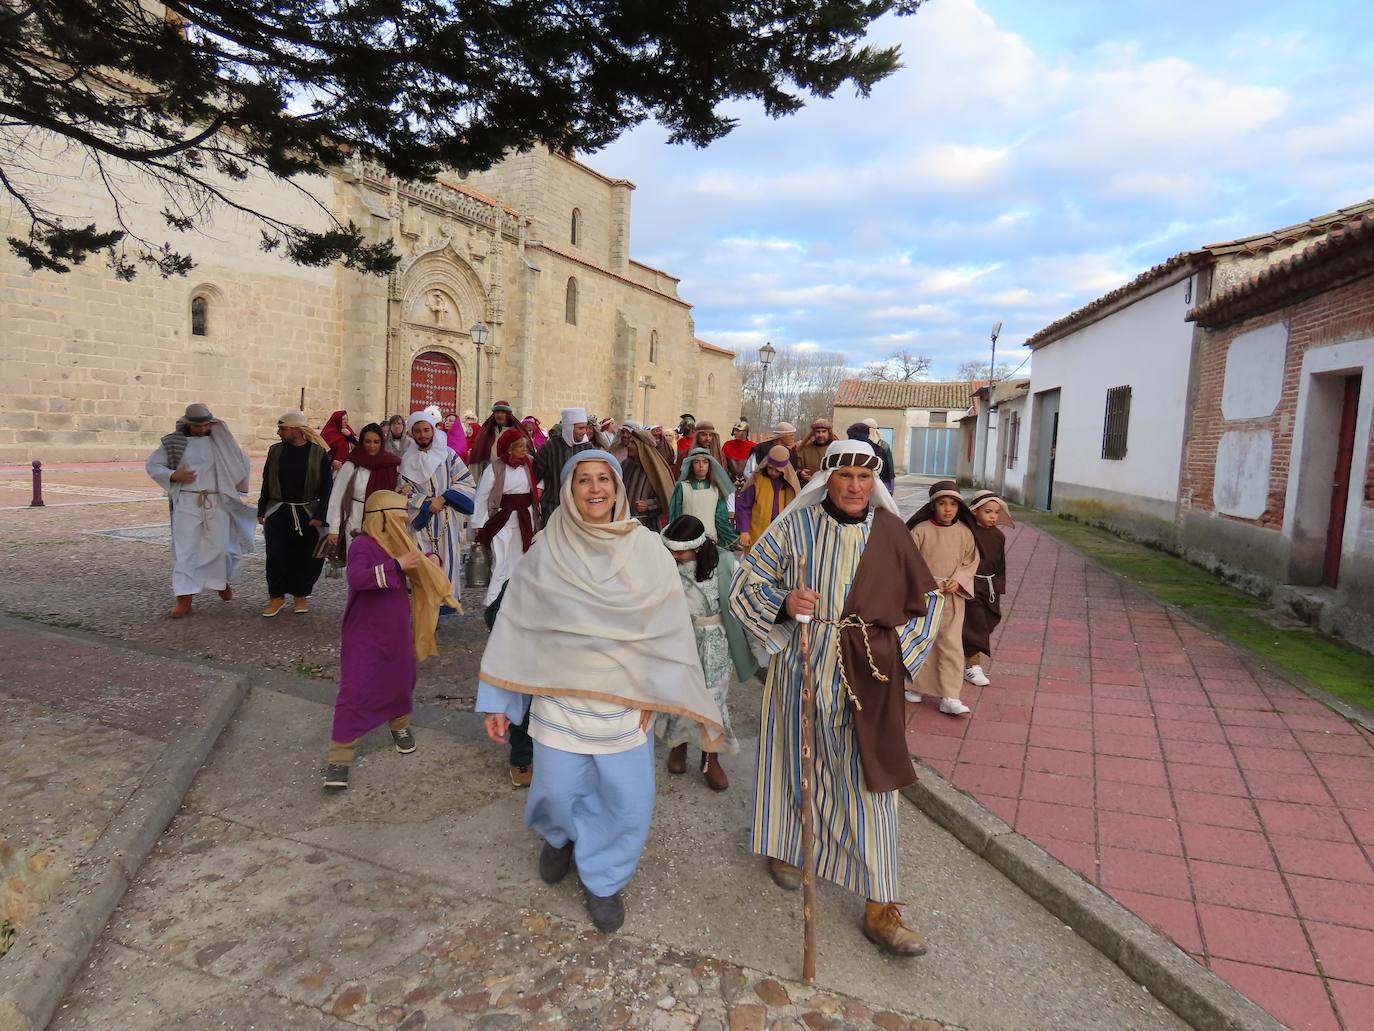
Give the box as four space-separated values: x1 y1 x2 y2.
360 490 462 662
278 410 329 453
479 451 724 749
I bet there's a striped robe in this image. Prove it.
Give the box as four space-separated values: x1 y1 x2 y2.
729 504 942 902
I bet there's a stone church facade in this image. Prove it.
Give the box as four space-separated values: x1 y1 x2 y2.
1 143 740 460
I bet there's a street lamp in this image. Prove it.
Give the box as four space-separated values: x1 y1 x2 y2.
638 374 656 425
758 341 777 425
988 321 1002 385
470 321 489 414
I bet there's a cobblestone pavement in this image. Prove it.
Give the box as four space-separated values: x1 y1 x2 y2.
52 687 1186 1030
904 520 1374 1031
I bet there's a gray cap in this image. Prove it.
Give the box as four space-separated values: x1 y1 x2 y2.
184 403 214 423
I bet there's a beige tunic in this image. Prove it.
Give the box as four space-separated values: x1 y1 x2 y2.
910 520 979 699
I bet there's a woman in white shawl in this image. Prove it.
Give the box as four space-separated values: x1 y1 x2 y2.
477 450 724 934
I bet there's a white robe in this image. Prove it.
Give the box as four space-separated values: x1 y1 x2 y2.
470 463 535 606
403 450 475 599
325 461 371 541
146 437 256 596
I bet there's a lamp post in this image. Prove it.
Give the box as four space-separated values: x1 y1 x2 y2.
638 374 656 425
758 341 777 426
989 321 1002 385
470 321 489 415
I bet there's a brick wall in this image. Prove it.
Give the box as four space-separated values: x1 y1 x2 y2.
1182 273 1374 527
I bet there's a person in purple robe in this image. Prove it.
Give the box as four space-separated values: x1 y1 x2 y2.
323 489 460 791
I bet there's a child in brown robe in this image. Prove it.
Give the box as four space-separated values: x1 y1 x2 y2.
904 481 980 716
963 490 1011 688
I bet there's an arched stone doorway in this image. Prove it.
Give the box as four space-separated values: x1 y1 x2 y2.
409 351 460 415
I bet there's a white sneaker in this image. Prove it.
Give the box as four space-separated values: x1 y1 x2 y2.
904 689 922 704
939 698 971 716
964 665 990 687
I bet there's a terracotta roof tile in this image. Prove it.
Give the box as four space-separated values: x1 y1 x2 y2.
695 338 736 357
833 379 987 410
1189 212 1374 328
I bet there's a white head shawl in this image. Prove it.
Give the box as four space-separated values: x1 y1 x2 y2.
402 410 453 483
479 449 725 749
774 439 898 524
560 406 589 446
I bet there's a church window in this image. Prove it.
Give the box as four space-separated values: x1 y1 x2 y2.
649 330 659 364
565 277 578 325
707 373 716 396
570 208 581 247
190 294 209 337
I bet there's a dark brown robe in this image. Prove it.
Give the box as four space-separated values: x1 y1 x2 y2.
839 507 939 793
963 524 1007 659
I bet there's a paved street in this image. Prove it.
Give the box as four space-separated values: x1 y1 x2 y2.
904 520 1374 1031
5 466 1373 1029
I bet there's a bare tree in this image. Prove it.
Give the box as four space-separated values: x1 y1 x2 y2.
862 349 933 382
735 345 855 432
955 359 1019 381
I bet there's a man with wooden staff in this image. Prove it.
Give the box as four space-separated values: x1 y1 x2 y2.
728 438 944 958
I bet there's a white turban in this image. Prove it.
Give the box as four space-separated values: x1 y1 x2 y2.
774 439 897 524
560 407 589 446
402 410 452 482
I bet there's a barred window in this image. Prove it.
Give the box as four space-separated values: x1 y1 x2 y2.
565 277 578 325
1101 386 1132 460
1006 411 1020 468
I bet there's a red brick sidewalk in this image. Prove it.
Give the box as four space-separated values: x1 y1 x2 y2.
905 522 1374 1031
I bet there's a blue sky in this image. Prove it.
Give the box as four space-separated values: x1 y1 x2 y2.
594 0 1374 377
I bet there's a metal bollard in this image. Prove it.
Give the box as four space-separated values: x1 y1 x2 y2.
30 460 45 507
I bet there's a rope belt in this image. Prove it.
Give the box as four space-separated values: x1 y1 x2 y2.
282 500 320 535
976 573 997 604
692 613 723 627
809 614 889 711
192 490 216 510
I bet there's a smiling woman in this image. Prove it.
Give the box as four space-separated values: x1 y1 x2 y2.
475 449 725 934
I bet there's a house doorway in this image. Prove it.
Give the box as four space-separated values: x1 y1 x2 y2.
1032 389 1060 510
1323 374 1362 587
409 351 459 416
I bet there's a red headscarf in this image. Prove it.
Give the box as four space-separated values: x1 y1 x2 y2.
320 410 356 463
345 437 401 496
497 427 539 506
469 401 527 466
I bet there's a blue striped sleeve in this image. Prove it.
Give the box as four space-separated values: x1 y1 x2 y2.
899 590 944 680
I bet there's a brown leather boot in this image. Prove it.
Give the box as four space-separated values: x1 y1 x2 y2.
701 752 729 792
170 595 193 619
218 586 233 601
667 743 688 774
862 900 927 957
766 857 802 891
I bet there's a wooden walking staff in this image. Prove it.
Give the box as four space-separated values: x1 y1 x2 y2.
795 548 819 984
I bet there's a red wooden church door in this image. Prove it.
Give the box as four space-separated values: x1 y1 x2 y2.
409 351 459 416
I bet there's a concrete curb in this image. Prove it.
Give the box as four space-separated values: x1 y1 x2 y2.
899 766 1286 1031
0 667 249 1031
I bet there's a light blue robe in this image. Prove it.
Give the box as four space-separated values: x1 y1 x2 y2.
476 679 656 897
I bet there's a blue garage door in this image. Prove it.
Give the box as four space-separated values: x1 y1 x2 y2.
907 427 957 477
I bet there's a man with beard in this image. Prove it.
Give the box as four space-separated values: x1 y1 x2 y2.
146 403 255 619
796 418 835 483
619 424 675 530
532 407 596 521
676 413 697 461
258 411 334 617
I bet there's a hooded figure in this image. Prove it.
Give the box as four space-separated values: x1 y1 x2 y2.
531 406 595 521
847 421 895 492
476 450 724 934
320 410 358 466
689 420 726 468
735 444 801 551
325 421 403 557
904 480 979 716
322 489 461 791
961 489 1014 688
401 410 476 605
468 400 528 470
471 427 543 607
145 403 256 618
619 423 676 531
668 447 740 549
